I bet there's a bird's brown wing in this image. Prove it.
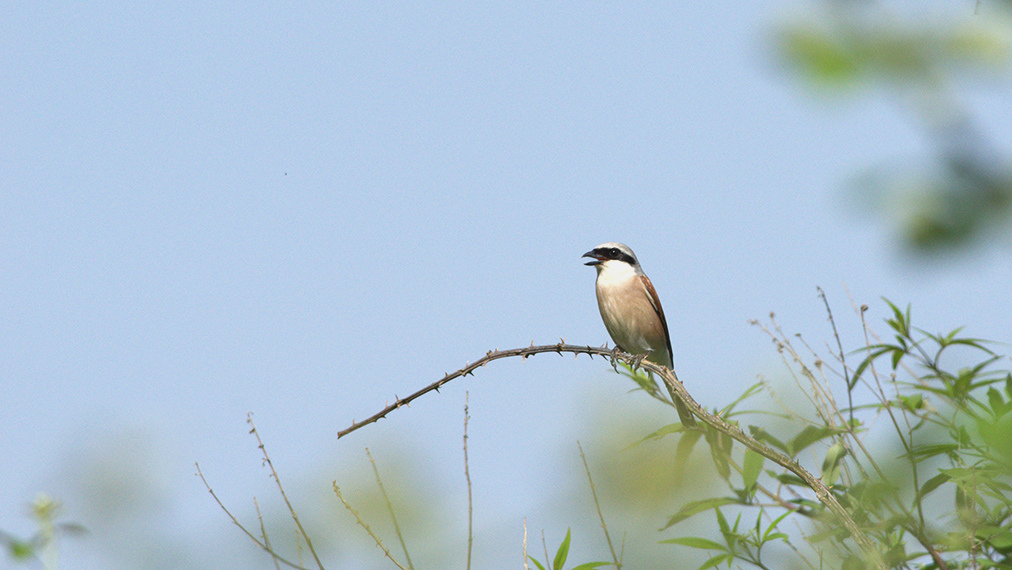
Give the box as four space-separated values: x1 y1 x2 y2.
640 273 674 367
640 273 696 427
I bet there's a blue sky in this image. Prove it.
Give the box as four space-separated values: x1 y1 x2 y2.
3 2 1011 568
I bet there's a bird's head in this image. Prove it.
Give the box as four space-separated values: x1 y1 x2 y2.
582 242 641 273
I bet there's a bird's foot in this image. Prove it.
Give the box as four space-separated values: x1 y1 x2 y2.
630 353 647 371
609 345 621 372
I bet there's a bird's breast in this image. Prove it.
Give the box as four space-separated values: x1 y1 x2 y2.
594 274 671 367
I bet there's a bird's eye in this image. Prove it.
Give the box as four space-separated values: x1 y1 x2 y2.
609 248 619 257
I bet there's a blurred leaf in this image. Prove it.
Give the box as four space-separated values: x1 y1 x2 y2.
742 449 764 497
705 428 731 480
2 535 35 561
897 394 924 412
779 26 861 85
714 507 732 539
787 425 846 457
842 553 869 570
630 423 684 446
676 429 704 470
747 426 788 454
662 498 742 530
821 442 848 486
977 525 1012 550
720 381 767 416
988 387 1007 415
916 473 951 502
568 562 611 570
660 536 727 551
774 472 807 487
700 553 733 569
911 443 958 461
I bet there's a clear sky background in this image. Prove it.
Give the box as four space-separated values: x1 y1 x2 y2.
3 2 1011 569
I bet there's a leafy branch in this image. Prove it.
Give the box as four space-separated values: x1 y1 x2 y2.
338 341 885 567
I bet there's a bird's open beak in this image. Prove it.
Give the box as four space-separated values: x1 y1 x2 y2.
582 250 603 266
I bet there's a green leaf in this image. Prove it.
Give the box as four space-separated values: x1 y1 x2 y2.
898 393 924 411
6 538 35 560
553 529 571 570
747 426 788 453
715 507 731 538
954 368 976 397
569 562 612 570
787 425 845 456
675 429 704 467
660 537 727 551
774 472 806 487
883 299 911 337
821 442 848 486
720 381 766 415
705 428 731 480
911 443 958 460
842 553 869 570
761 508 795 543
916 473 950 502
778 26 861 84
988 387 1006 415
742 448 764 496
762 532 790 543
977 525 1012 550
890 347 904 369
627 422 685 451
662 497 742 530
528 556 547 570
700 553 732 569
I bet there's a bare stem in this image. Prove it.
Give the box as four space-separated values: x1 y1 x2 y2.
338 342 884 567
194 462 310 570
332 482 408 570
366 448 414 569
463 392 474 570
247 413 325 570
577 441 621 569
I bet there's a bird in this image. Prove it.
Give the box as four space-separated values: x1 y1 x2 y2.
583 242 696 427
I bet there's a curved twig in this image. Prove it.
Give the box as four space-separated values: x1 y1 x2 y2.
337 342 884 568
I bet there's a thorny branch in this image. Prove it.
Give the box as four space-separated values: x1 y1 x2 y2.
337 341 885 568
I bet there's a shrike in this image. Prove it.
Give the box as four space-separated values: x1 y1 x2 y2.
583 242 696 427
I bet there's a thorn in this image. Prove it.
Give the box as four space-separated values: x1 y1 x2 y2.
530 340 535 347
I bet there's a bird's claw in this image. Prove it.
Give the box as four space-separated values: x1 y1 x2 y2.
609 346 621 372
630 353 647 371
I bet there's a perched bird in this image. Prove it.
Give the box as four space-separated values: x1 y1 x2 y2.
583 242 696 427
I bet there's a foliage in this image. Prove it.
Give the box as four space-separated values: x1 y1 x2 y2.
527 529 613 570
775 1 1012 255
1 494 86 570
650 299 1012 569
